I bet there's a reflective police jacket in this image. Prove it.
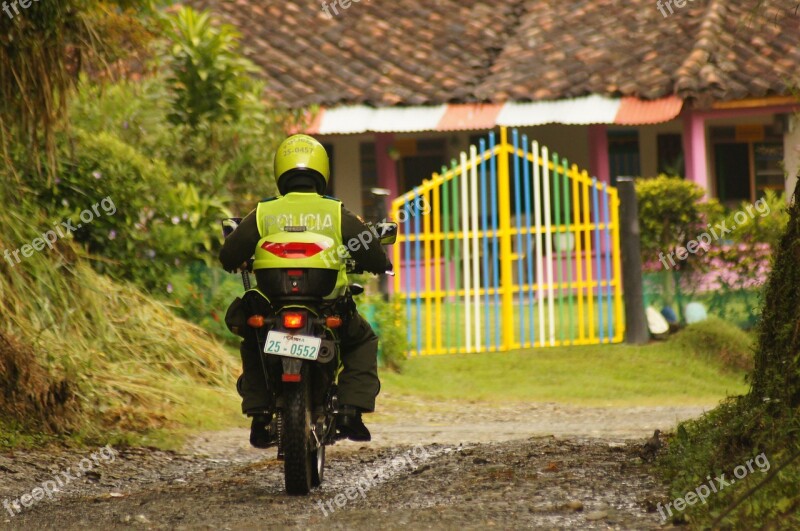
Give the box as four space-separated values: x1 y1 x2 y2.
219 191 392 298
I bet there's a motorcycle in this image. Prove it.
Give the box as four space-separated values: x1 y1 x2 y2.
221 218 396 495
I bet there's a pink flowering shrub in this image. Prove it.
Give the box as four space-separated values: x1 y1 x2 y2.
686 242 772 292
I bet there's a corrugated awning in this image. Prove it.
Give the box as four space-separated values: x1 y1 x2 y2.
496 95 621 126
315 105 448 134
614 96 684 125
304 96 684 135
436 103 504 131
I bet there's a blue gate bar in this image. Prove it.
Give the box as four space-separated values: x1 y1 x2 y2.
479 138 491 350
602 187 614 341
489 131 501 350
512 129 525 346
591 178 604 342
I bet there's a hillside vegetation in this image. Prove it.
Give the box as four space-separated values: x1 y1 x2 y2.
0 5 287 448
661 188 800 528
0 199 239 448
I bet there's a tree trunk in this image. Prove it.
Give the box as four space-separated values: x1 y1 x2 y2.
750 187 800 406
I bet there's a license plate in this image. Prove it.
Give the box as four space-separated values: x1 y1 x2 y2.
264 331 321 361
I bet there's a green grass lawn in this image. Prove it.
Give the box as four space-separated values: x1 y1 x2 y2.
380 340 749 407
403 297 621 354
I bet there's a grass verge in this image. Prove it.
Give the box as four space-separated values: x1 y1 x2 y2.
380 327 749 407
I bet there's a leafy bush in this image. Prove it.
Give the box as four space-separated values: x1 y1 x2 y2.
159 6 259 129
68 77 173 157
157 6 303 212
726 190 790 249
69 73 281 217
642 191 783 327
166 264 244 346
636 175 723 310
667 317 754 372
69 5 305 218
635 175 723 270
41 128 229 288
362 296 408 372
50 6 306 292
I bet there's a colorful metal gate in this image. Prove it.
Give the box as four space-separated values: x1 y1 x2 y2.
390 127 624 356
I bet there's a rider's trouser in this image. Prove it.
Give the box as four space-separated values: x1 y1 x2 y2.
238 309 381 415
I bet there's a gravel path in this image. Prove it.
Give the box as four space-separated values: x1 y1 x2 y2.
0 398 705 530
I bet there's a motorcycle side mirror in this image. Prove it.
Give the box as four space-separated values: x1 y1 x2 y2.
222 218 243 239
349 283 365 296
377 222 398 245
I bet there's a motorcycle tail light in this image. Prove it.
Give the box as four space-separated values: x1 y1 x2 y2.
283 312 305 329
282 373 302 382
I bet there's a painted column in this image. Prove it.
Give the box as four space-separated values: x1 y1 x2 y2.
588 125 611 184
784 115 800 200
375 133 399 213
588 125 612 259
682 111 709 194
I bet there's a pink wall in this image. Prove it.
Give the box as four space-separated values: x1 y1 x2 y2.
588 125 610 184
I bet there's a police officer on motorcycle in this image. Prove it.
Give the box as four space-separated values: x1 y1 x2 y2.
219 134 392 447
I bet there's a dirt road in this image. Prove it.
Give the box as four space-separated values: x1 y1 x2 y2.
1 397 705 529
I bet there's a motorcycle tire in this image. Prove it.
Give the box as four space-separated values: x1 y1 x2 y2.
282 365 314 495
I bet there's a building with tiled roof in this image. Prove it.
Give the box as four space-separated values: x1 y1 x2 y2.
186 0 800 215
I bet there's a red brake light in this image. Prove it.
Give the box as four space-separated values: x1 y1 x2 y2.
282 373 302 382
283 312 305 329
261 241 328 258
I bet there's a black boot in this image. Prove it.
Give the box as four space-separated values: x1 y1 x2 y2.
249 413 277 449
336 405 371 442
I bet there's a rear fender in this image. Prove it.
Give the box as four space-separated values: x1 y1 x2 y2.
281 357 304 376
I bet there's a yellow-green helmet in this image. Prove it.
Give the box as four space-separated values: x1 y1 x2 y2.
274 134 330 195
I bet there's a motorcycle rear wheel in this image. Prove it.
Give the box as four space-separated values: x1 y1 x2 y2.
282 367 314 495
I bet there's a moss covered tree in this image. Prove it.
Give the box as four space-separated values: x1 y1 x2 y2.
750 187 800 407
